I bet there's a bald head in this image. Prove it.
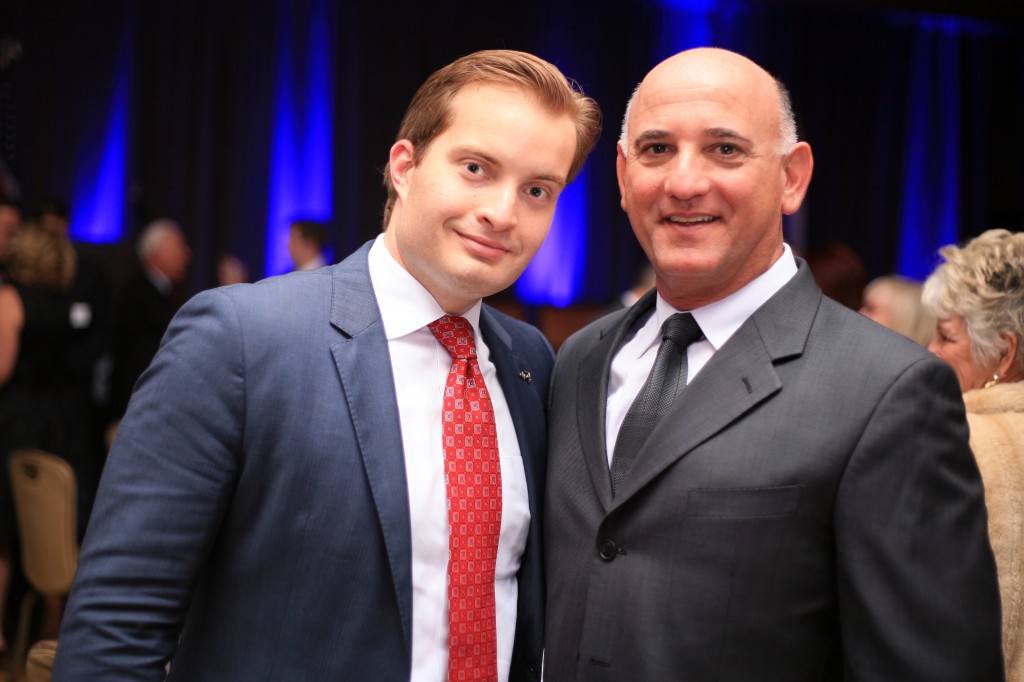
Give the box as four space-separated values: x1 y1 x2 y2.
620 48 797 158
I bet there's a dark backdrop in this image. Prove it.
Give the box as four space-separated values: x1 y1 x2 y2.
2 0 1023 303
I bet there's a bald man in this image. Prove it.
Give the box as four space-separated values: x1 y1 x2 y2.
544 48 1002 680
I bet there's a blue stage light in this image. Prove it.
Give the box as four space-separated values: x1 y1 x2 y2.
517 168 589 307
70 28 129 244
265 0 334 276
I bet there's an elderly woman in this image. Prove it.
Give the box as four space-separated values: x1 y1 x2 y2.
923 228 1024 680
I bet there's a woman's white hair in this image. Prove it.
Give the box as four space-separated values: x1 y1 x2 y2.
922 228 1024 369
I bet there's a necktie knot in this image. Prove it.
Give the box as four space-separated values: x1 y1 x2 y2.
662 312 703 349
428 315 477 360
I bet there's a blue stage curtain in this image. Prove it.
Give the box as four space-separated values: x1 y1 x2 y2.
264 0 335 276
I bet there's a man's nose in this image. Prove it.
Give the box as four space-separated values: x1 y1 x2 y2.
663 151 712 201
479 183 518 231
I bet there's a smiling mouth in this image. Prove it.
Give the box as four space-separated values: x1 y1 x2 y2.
459 232 510 260
666 215 718 225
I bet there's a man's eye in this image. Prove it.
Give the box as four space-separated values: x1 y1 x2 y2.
466 162 483 174
527 186 548 199
642 143 669 155
717 144 737 155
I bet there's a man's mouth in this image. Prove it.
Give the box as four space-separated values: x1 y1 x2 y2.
459 232 510 259
666 215 717 225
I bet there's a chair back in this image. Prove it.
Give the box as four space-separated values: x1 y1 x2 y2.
24 639 57 682
8 449 79 597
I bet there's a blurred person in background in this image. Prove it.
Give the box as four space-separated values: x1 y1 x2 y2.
287 219 329 271
923 228 1024 680
31 197 71 236
0 199 22 283
0 223 103 645
859 274 935 346
217 253 249 286
804 239 867 310
107 218 192 423
30 197 112 443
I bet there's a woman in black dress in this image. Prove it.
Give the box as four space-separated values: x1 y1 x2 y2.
0 223 101 646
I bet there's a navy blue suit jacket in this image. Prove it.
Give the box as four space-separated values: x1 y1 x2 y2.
54 242 552 681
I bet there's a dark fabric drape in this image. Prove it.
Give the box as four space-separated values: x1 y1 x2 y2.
4 0 1023 301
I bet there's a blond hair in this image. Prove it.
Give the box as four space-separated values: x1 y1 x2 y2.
5 222 76 292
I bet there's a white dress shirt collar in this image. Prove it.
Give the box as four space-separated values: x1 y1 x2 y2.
605 244 798 462
626 243 798 362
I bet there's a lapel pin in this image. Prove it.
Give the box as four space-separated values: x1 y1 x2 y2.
519 371 532 384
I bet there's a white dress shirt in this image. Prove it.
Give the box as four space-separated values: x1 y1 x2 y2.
606 244 799 463
367 236 530 682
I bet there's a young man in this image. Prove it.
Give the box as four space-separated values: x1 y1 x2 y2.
55 50 600 681
544 47 1002 680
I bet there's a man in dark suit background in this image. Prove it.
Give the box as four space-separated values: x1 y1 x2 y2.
107 218 192 422
287 219 329 271
55 50 600 681
544 47 1002 680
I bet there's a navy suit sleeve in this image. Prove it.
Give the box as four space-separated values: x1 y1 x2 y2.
55 288 246 680
835 355 1004 681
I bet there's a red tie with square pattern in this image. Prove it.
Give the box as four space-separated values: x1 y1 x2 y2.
428 315 502 682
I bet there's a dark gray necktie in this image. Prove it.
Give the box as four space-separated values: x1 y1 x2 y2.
610 312 703 496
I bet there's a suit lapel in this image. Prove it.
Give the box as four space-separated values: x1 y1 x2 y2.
577 291 658 512
328 242 413 655
609 263 822 507
480 309 545 518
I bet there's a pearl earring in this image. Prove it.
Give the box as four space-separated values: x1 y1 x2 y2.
983 373 1001 389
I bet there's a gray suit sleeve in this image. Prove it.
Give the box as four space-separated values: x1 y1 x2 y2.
54 289 245 680
834 355 1004 681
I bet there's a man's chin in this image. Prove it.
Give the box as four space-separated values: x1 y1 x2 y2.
453 268 520 301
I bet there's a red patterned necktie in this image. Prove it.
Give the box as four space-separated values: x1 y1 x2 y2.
428 315 502 682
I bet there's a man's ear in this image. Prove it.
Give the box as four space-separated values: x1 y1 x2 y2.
616 141 628 212
781 141 814 216
389 139 416 201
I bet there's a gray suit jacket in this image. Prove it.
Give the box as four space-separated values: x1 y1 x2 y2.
545 261 1003 681
54 242 552 681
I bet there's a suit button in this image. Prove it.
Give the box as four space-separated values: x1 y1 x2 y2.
598 539 618 561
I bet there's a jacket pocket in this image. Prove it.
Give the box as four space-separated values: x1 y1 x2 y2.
685 485 802 517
